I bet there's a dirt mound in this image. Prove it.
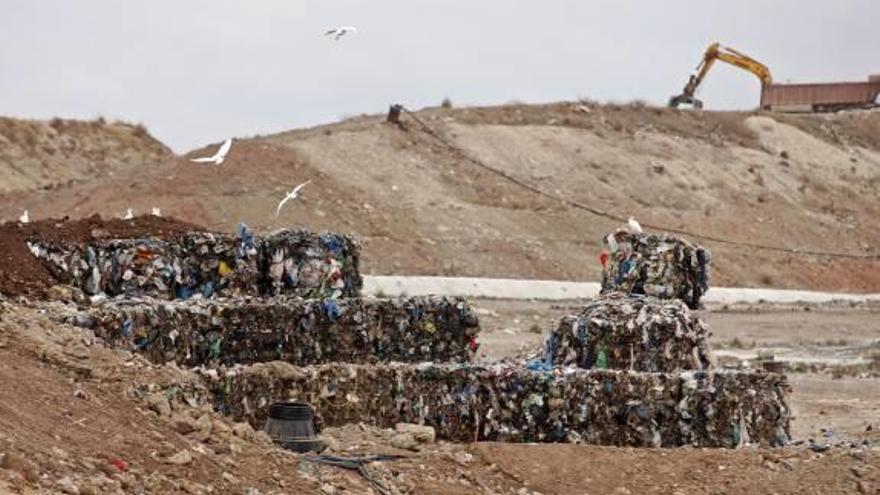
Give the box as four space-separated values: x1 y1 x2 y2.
449 100 763 148
0 302 318 494
0 116 171 194
0 215 203 297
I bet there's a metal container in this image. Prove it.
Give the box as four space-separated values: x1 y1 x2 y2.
761 77 880 112
262 402 323 453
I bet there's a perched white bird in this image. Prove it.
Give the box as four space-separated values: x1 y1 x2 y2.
123 208 134 220
275 180 312 218
190 138 233 165
627 217 643 234
151 207 161 217
19 210 29 224
324 26 357 40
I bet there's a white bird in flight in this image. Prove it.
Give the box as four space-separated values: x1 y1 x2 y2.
123 208 134 220
627 217 643 234
190 138 232 165
324 26 357 40
19 210 29 224
151 207 162 217
275 180 312 218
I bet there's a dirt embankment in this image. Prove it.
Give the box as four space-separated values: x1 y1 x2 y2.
0 117 171 194
2 103 879 291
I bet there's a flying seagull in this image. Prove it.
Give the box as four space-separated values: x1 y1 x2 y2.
190 138 233 165
324 26 357 40
19 210 29 224
275 180 311 218
151 207 161 217
123 208 134 220
627 217 643 234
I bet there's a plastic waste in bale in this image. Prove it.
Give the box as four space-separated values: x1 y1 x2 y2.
543 293 712 372
600 230 711 309
61 295 481 367
26 227 363 300
201 362 791 448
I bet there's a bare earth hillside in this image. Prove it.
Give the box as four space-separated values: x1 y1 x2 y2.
1 103 878 291
0 117 171 194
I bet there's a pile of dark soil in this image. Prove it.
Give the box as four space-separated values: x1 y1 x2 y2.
0 214 204 297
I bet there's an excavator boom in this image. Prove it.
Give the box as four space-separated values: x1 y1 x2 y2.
669 42 772 108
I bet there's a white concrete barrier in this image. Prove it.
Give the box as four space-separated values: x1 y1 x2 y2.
363 275 880 304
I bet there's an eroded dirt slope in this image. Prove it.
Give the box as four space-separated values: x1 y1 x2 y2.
0 117 171 194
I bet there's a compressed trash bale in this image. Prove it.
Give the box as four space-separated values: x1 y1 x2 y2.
543 293 712 372
26 226 362 299
261 229 362 298
27 233 260 299
65 295 480 366
170 228 262 299
601 230 710 309
199 362 791 448
676 370 790 448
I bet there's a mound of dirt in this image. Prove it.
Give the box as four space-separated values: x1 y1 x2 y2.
0 116 171 194
0 215 203 297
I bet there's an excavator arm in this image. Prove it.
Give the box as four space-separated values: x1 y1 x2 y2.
669 42 772 109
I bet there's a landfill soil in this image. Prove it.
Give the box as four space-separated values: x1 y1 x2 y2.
0 215 203 297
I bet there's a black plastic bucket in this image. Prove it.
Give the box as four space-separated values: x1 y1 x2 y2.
263 402 323 453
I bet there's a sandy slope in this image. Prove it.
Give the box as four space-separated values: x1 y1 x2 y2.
0 117 171 194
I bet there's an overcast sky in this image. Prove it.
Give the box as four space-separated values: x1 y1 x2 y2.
1 1 877 152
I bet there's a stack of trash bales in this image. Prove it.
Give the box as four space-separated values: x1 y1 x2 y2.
514 226 791 446
542 292 713 372
198 362 790 448
600 230 710 309
28 221 791 449
61 295 480 366
27 226 362 299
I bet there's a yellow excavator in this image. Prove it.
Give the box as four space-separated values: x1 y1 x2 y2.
669 42 773 109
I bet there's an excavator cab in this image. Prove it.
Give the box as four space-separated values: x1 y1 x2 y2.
669 43 771 109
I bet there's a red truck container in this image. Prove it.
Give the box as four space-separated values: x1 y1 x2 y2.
761 75 880 112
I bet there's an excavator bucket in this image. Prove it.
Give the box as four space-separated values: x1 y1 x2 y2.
668 94 703 109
